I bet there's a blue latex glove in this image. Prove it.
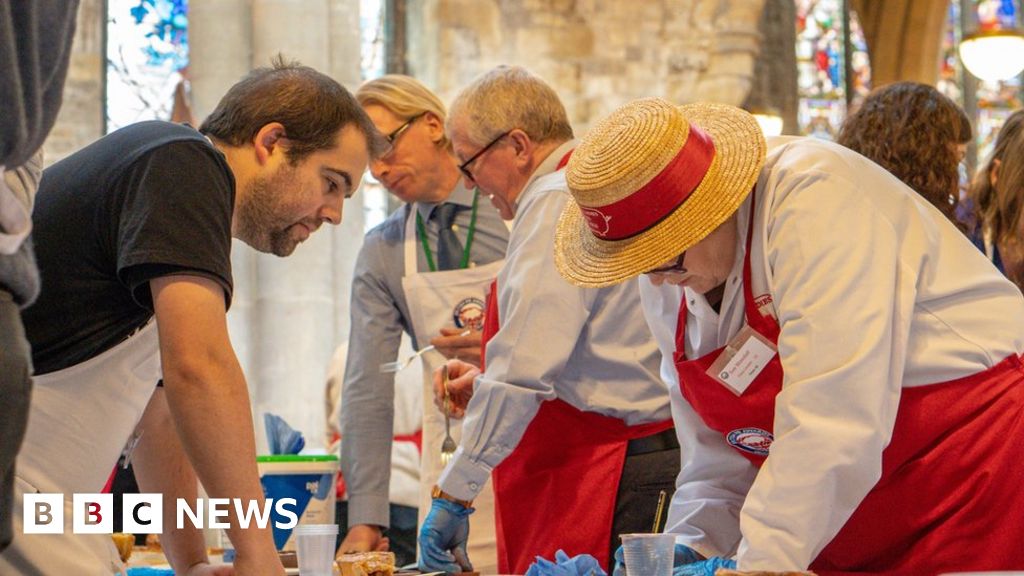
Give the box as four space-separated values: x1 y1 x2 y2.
525 549 607 576
672 556 737 576
612 543 703 576
418 498 474 573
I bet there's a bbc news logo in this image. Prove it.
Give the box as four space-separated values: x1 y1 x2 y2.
23 494 299 534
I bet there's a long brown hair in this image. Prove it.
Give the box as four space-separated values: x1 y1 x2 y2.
970 110 1024 276
838 82 971 228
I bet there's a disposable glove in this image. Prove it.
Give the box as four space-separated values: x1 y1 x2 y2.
417 498 474 573
611 542 703 576
525 549 607 576
673 556 737 576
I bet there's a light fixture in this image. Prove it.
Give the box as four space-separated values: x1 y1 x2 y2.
959 29 1024 82
750 108 784 137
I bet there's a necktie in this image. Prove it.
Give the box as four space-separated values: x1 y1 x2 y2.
433 203 464 270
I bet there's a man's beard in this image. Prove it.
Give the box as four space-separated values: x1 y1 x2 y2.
236 167 301 257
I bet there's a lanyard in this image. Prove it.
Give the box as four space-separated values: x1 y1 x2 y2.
415 190 479 272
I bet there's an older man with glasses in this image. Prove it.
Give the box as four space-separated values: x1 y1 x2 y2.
417 65 678 575
338 75 509 571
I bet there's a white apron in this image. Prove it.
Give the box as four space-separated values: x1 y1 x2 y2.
0 321 162 575
400 205 501 573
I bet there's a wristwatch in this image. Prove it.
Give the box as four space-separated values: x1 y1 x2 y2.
431 484 474 508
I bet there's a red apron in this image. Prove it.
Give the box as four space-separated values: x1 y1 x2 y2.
478 150 672 574
674 190 1024 575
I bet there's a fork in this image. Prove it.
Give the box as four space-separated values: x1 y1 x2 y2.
379 329 473 373
379 344 436 373
440 364 458 464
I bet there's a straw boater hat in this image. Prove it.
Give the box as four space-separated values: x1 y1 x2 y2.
554 97 766 288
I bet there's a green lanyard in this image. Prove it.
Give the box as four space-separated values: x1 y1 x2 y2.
415 190 479 272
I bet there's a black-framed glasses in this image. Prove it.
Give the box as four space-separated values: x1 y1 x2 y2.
385 113 425 147
458 130 512 180
645 252 687 275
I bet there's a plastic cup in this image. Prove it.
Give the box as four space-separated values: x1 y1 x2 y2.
620 533 675 576
294 524 339 576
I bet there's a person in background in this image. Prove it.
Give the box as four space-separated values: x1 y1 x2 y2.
419 66 678 575
325 341 422 567
968 109 1024 291
837 81 972 230
0 0 80 554
339 75 508 572
2 57 380 575
555 97 1024 574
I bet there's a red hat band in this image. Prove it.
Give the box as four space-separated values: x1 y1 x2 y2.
581 125 716 241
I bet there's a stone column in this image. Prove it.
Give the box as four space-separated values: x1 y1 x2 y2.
327 0 367 369
43 0 105 165
744 0 799 134
239 0 362 448
188 0 252 121
188 0 262 444
189 0 365 448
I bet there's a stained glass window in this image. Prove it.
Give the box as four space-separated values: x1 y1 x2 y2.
941 0 1023 164
795 0 871 139
106 0 189 133
938 0 965 105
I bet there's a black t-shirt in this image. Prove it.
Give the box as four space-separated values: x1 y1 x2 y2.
23 121 235 375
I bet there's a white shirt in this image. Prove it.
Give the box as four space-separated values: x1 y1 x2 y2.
439 140 672 501
640 136 1024 570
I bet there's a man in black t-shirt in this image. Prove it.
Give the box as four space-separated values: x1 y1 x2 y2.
1 58 382 576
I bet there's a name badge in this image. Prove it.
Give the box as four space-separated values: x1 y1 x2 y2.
706 324 777 396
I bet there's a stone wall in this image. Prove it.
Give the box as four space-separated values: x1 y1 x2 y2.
407 0 766 132
43 0 104 166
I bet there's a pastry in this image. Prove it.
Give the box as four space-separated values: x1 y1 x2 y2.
337 551 395 576
111 533 134 563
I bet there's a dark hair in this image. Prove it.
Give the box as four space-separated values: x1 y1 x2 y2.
837 82 971 229
970 110 1024 255
199 55 386 162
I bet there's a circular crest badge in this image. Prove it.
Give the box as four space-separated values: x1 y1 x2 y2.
452 297 485 330
726 427 774 456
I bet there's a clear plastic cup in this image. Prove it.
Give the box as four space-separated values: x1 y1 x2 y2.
294 523 339 576
621 533 676 576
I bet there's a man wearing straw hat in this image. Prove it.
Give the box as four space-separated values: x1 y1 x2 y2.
554 97 1024 574
417 66 679 575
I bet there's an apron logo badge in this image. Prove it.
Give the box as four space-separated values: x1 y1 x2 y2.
753 293 776 320
453 297 486 330
581 206 612 237
726 427 773 456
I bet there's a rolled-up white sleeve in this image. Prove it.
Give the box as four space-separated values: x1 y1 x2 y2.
736 168 913 570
